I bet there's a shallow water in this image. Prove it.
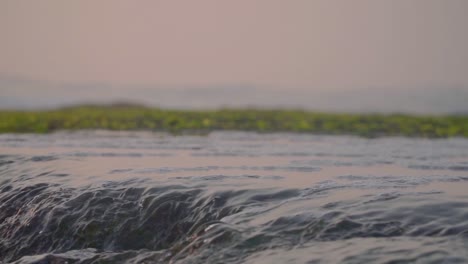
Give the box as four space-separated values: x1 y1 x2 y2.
1 131 468 263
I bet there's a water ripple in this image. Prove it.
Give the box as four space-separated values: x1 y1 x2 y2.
1 132 468 263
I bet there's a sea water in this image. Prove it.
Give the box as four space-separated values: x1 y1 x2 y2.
1 131 468 263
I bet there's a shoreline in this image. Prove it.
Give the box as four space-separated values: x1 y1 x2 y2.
1 105 467 138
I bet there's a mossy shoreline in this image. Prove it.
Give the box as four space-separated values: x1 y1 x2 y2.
1 105 467 138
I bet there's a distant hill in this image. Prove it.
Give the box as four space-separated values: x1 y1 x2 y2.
1 74 467 115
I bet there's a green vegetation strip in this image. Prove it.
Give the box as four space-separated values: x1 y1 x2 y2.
0 105 467 137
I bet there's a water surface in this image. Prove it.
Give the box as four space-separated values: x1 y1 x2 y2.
1 131 468 263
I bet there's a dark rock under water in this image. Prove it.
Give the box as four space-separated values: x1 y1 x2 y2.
1 131 468 263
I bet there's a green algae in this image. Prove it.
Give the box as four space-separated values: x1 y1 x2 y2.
0 105 467 138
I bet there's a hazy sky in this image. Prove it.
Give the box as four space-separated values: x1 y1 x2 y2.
1 1 468 112
0 0 468 112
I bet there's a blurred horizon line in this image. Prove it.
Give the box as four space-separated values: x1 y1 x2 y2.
1 73 468 115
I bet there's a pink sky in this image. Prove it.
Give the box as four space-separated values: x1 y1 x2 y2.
1 0 467 91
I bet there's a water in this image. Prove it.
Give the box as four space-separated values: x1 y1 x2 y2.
1 131 468 263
